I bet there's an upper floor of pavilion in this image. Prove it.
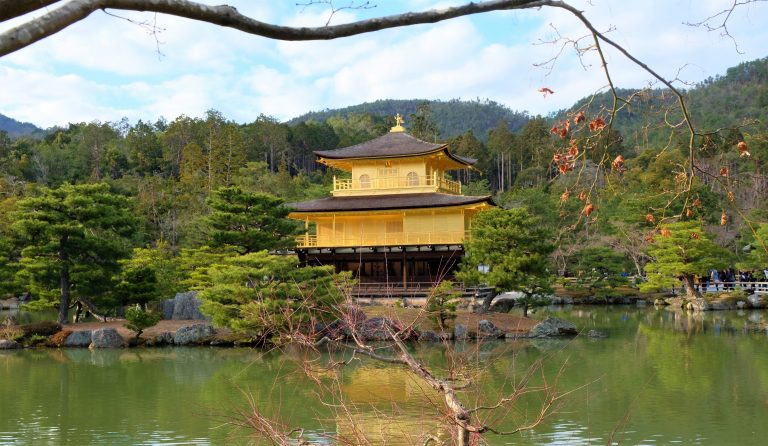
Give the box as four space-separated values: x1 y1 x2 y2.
314 114 476 197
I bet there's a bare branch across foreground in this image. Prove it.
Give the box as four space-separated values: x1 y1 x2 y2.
0 0 549 57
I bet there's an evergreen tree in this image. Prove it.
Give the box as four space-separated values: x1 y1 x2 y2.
195 251 342 338
641 221 730 299
204 186 298 253
456 207 554 314
12 183 138 324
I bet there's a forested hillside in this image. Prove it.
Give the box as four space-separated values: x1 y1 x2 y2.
561 57 768 150
289 98 530 140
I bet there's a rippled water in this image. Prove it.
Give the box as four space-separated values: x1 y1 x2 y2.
2 306 768 445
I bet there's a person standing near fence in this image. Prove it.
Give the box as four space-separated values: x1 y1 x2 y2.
711 269 720 291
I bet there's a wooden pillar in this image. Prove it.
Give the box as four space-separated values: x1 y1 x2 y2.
402 251 407 288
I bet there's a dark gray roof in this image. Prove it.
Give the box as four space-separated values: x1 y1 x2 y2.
314 132 476 165
289 193 494 213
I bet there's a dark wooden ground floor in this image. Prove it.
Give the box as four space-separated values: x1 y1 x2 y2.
296 244 465 287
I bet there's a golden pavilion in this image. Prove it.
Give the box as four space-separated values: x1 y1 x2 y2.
289 114 494 286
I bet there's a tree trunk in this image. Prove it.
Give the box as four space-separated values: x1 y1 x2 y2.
522 302 529 318
58 235 70 325
74 301 83 323
58 266 70 325
682 274 701 300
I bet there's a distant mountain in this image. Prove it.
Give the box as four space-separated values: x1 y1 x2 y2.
288 98 531 141
0 113 45 139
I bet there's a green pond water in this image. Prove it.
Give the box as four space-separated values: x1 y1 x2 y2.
2 305 768 445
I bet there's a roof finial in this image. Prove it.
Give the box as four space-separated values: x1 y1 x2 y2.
390 113 405 132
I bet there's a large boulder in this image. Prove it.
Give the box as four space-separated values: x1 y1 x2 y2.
354 317 418 342
171 291 209 321
528 317 578 338
418 330 440 342
315 319 350 340
174 324 214 345
153 332 175 346
477 320 505 339
0 339 21 349
89 328 123 348
748 294 766 309
63 330 92 347
315 305 368 339
161 299 175 320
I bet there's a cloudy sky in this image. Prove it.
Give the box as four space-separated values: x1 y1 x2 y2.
1 0 767 128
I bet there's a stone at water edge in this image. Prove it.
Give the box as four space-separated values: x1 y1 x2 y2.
477 320 505 338
0 339 21 349
587 330 607 338
418 330 440 342
154 332 174 346
90 328 124 348
354 317 418 342
174 324 215 345
63 330 92 347
528 317 578 338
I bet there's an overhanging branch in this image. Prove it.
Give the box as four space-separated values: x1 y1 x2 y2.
0 0 547 57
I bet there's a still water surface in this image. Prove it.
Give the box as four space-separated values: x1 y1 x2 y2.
2 306 768 445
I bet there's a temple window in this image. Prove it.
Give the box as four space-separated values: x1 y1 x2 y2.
359 174 371 188
406 171 419 186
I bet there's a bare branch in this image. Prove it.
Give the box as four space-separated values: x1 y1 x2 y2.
684 0 767 54
0 0 549 57
297 0 377 26
0 0 60 22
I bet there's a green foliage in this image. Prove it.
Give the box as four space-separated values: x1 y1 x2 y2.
289 98 529 141
116 242 181 304
566 246 633 297
204 186 298 253
12 183 138 323
738 223 768 271
426 280 461 330
641 221 731 296
409 102 441 142
457 208 554 308
195 251 343 338
124 305 162 339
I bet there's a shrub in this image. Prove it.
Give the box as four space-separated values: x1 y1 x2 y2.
27 334 49 346
426 281 462 330
0 325 24 341
50 330 73 347
124 306 162 339
19 321 61 338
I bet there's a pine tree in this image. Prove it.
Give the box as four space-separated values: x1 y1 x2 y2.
641 220 730 299
456 207 554 314
204 186 298 253
12 183 138 324
195 251 342 338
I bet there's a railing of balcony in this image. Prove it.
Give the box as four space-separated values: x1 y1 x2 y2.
295 230 470 248
332 173 461 194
